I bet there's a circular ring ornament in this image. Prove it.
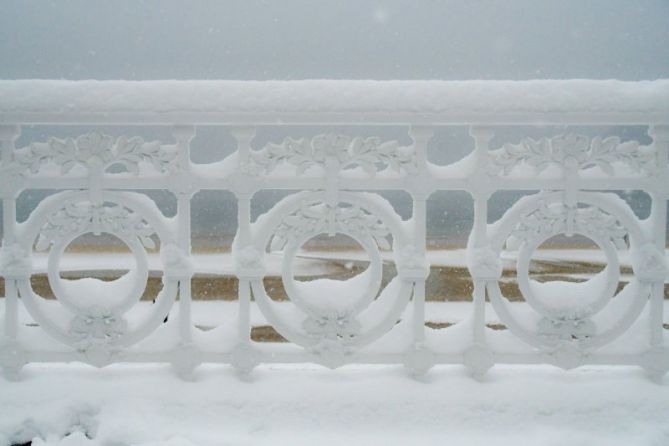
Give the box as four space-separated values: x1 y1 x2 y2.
47 229 149 315
281 228 384 319
240 191 414 357
486 191 650 351
515 222 620 321
15 191 181 355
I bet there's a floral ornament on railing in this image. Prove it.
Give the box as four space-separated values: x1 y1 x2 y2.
303 312 362 341
12 131 177 175
633 242 668 283
160 243 193 279
304 316 360 368
396 245 429 280
234 245 265 276
35 201 156 251
508 201 627 249
0 243 32 278
243 133 416 175
69 306 127 346
308 338 351 369
488 134 656 176
270 201 391 251
466 246 502 281
537 316 597 342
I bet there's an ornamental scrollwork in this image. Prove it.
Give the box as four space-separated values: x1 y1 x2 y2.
244 133 416 175
488 134 656 176
35 201 156 251
12 131 177 175
509 202 627 249
271 201 391 251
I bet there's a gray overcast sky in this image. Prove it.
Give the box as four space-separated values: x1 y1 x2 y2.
1 0 668 80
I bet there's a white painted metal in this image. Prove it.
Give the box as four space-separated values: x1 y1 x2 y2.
0 81 667 381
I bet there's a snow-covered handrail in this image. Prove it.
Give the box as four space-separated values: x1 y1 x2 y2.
0 79 668 381
1 80 669 124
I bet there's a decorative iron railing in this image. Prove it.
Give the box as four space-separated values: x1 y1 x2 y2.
0 80 668 381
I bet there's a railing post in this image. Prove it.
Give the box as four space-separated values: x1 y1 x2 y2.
642 125 669 381
409 127 432 342
236 193 253 345
1 125 20 336
173 126 196 344
0 124 25 380
229 126 260 376
169 125 199 379
464 125 497 379
649 125 669 346
401 126 435 375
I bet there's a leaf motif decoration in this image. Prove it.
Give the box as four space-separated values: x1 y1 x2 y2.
271 201 391 252
11 131 175 176
36 201 156 252
69 308 127 345
510 202 628 249
245 133 415 176
488 134 656 176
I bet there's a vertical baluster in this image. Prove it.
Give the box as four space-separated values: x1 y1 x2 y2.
1 125 20 338
0 125 24 380
410 126 433 344
168 125 200 379
172 126 196 343
464 126 496 379
411 198 427 343
470 126 494 343
237 198 252 344
648 125 669 349
231 127 256 342
230 126 260 375
471 198 488 345
403 126 434 375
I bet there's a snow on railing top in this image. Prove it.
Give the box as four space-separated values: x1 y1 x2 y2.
1 79 669 124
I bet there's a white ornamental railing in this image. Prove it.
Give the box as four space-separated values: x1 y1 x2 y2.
0 80 668 381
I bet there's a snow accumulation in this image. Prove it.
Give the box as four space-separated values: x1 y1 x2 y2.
1 80 668 124
1 363 668 446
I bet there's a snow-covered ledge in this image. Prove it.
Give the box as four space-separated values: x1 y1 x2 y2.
0 80 668 381
2 79 669 124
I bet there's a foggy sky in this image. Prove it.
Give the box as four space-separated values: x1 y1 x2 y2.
1 0 668 81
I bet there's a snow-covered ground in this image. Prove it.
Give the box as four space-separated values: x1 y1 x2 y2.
1 363 668 446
